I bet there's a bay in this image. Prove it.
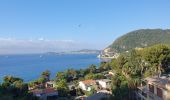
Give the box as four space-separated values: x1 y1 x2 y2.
0 54 101 82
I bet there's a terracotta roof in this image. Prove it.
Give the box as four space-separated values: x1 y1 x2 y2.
31 88 57 95
81 80 96 85
43 88 57 94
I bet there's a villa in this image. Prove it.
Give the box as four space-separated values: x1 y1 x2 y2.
79 80 96 91
136 75 170 100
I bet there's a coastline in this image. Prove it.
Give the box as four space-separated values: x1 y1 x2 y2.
0 54 101 82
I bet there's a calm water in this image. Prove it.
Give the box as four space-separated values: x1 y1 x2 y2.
0 54 100 82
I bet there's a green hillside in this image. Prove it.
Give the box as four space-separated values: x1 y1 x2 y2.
108 29 170 53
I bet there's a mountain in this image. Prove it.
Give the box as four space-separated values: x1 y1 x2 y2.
100 29 170 58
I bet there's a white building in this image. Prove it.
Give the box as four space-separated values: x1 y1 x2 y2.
45 81 56 88
136 76 170 100
98 79 111 89
79 80 96 91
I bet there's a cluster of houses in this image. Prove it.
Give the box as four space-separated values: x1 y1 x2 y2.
29 71 115 100
29 69 170 100
29 79 112 100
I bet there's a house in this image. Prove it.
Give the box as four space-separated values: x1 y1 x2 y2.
136 76 170 100
31 88 58 100
45 81 56 88
79 80 96 91
98 79 111 89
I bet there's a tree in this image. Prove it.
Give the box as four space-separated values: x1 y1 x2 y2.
55 79 69 97
56 72 65 80
93 73 105 80
85 87 96 96
143 44 170 76
88 64 96 73
37 77 46 84
85 73 94 80
41 70 51 81
3 76 23 84
0 76 37 100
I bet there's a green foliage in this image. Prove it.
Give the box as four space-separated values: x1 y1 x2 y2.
108 29 170 53
56 72 65 80
88 64 97 73
0 76 37 100
3 76 23 84
109 44 170 99
41 70 51 81
93 73 105 79
37 77 46 84
99 62 111 71
111 74 129 100
85 73 105 80
55 79 69 97
84 87 96 96
85 73 94 80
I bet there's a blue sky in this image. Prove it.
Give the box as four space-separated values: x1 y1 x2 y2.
0 0 170 54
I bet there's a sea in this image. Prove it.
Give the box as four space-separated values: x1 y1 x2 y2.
0 54 101 82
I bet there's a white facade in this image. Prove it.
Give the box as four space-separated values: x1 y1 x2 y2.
45 81 56 88
79 81 92 91
79 80 96 91
98 79 111 89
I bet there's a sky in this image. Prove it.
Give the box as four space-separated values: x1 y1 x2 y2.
0 0 170 54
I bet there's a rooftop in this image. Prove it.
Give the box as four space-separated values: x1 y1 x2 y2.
80 80 96 85
31 88 57 95
145 76 170 90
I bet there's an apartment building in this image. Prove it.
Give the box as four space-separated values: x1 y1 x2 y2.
136 76 170 100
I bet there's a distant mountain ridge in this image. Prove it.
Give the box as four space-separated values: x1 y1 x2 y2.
46 49 101 55
100 29 170 58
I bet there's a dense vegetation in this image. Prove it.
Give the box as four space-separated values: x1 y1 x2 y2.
108 44 170 100
108 29 170 53
0 76 38 100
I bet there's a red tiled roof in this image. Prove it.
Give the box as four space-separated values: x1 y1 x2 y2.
81 80 96 85
31 88 57 94
43 88 57 94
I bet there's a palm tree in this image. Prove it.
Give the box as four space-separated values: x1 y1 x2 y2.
41 70 50 81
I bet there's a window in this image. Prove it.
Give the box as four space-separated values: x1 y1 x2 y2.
149 84 154 93
157 87 163 98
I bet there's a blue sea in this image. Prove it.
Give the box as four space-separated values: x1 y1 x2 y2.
0 54 101 82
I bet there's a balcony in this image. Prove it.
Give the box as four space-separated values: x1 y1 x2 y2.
137 86 163 100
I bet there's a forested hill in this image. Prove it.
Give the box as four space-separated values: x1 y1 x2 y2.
108 29 170 53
